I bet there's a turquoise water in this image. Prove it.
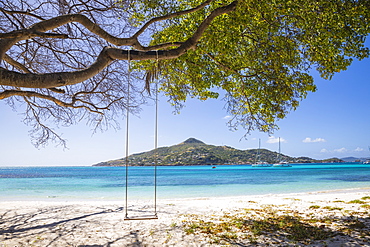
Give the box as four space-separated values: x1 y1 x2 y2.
1 164 370 201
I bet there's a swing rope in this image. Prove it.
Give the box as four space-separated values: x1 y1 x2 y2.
153 50 159 217
124 50 159 220
125 50 130 219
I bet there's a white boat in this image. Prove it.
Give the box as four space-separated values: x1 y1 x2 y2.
364 146 370 164
272 137 291 167
273 162 292 167
251 139 272 167
252 162 272 167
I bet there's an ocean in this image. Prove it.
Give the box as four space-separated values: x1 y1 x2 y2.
1 163 370 201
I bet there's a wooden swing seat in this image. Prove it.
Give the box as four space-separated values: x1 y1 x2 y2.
124 214 158 221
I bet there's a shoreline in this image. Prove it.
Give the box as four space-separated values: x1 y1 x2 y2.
1 186 370 202
1 188 369 246
1 162 368 170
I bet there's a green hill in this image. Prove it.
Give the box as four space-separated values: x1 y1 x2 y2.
93 138 319 166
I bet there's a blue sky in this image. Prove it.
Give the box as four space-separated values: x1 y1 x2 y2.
1 48 370 166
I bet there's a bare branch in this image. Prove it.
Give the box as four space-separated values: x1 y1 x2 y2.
0 89 104 114
0 7 45 20
0 0 238 147
23 96 67 148
49 87 66 93
29 14 134 45
0 1 238 89
3 54 31 73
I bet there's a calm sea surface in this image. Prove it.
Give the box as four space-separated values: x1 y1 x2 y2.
1 164 370 201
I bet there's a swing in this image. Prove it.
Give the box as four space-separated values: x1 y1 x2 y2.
124 50 158 220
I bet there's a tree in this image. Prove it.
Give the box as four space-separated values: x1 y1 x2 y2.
1 0 369 147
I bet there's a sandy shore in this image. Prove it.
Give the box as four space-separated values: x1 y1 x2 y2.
1 188 369 246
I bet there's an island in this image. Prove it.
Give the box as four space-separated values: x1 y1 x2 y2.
93 138 344 166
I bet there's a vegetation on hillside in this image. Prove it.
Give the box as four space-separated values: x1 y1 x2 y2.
94 138 327 166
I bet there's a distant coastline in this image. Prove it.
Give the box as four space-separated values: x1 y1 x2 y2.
93 138 366 167
93 161 363 167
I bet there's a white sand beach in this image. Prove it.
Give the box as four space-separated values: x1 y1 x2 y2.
1 188 369 246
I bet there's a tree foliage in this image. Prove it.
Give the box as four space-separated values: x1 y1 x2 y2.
0 0 369 146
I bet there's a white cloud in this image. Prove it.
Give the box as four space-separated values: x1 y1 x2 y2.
267 136 286 144
334 148 347 153
302 138 312 143
223 115 232 120
321 147 358 154
320 147 364 154
303 137 326 143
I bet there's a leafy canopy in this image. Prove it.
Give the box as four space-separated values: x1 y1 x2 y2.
0 0 369 145
131 0 369 133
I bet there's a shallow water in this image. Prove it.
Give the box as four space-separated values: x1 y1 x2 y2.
1 163 370 201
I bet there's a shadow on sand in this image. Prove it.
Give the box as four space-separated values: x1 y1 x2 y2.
1 203 370 246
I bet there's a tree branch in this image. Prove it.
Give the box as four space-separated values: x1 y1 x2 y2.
132 0 213 39
0 30 69 39
22 96 67 148
206 53 258 78
0 89 104 114
0 7 45 20
29 14 135 46
3 54 31 73
0 1 238 89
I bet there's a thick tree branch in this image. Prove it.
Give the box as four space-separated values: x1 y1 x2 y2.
133 42 183 51
0 1 238 89
0 89 105 114
132 0 213 39
29 14 135 46
0 1 221 53
49 88 66 94
0 30 69 39
0 46 113 88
